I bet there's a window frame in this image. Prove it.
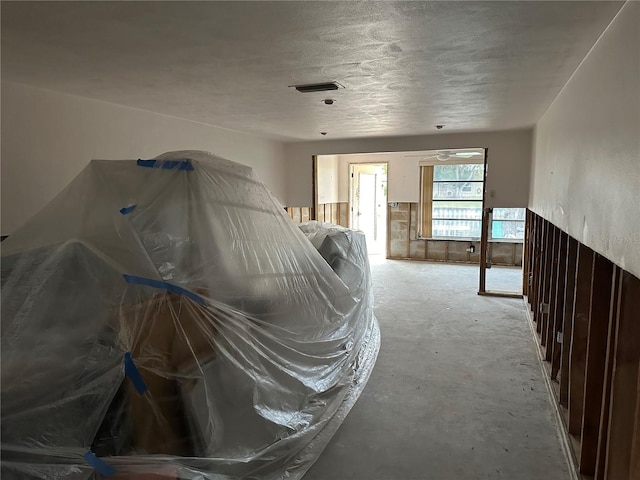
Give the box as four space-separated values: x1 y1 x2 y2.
419 160 485 241
489 208 526 242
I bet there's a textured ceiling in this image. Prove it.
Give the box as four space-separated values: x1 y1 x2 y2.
1 1 623 141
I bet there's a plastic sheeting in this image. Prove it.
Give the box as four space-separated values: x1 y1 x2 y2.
1 151 380 480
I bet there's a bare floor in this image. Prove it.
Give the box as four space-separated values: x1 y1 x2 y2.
485 265 524 293
305 259 569 480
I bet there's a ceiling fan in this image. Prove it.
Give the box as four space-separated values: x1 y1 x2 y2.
404 150 484 161
435 150 483 161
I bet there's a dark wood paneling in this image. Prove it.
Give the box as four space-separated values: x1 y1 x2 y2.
539 223 552 347
533 218 545 331
543 226 559 360
595 266 622 480
528 212 538 299
569 244 594 436
580 254 614 475
524 211 640 480
561 236 579 407
551 231 568 380
523 210 531 295
605 271 640 480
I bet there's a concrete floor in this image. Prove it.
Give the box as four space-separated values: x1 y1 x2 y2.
305 259 570 480
485 265 524 293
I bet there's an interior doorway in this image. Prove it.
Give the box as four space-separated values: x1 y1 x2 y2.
480 207 526 297
350 163 387 256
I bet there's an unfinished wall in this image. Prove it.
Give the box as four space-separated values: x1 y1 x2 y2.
388 202 523 266
530 1 640 279
317 203 349 227
285 204 348 228
285 206 313 224
525 210 640 479
1 82 287 234
284 128 532 209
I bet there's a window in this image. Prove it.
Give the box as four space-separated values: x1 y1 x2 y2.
491 208 525 240
420 163 484 239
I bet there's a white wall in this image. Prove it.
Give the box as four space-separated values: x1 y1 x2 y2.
1 82 286 234
530 1 640 278
338 158 349 203
336 153 418 203
285 129 532 208
316 155 339 204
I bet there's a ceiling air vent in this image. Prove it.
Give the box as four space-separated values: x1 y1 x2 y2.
291 82 343 93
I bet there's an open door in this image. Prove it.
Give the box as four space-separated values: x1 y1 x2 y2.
350 163 387 256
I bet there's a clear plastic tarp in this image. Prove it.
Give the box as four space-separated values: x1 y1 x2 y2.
1 151 380 480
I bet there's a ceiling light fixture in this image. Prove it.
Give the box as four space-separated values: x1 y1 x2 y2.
290 82 343 93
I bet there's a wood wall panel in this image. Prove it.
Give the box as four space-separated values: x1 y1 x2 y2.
523 209 532 295
595 266 622 480
286 207 313 224
569 244 594 436
605 270 640 480
527 212 538 299
525 210 640 480
542 226 559 360
330 203 339 225
560 236 579 407
533 218 545 331
339 203 348 226
551 231 567 380
580 254 614 475
305 202 349 227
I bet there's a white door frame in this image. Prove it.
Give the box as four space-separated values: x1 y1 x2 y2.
349 162 388 255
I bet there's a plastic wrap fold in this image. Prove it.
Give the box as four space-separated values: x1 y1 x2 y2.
1 151 380 480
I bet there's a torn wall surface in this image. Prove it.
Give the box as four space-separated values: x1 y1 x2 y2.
1 151 380 479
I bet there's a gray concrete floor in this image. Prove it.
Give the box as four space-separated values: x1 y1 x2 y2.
305 259 570 480
485 265 523 293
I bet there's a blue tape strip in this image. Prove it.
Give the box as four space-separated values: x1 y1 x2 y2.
119 204 137 215
124 352 147 395
136 159 194 171
84 451 116 477
122 274 206 305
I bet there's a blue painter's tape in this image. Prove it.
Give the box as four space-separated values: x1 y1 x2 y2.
124 352 147 395
136 159 194 171
84 451 116 477
122 274 206 305
119 204 137 215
